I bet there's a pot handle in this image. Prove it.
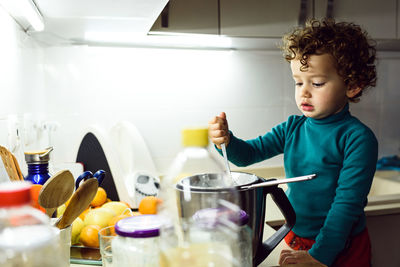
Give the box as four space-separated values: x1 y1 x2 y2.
254 186 296 266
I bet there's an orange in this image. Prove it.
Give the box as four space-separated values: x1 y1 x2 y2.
79 224 101 248
138 196 162 214
30 184 45 213
90 187 107 207
108 214 132 235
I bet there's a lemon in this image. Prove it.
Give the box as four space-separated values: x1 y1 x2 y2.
71 217 85 245
83 207 116 228
57 204 66 218
101 201 130 216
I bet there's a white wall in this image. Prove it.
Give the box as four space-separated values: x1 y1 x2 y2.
0 8 399 178
41 46 400 176
0 6 44 171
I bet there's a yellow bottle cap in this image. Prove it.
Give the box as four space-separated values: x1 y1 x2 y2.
182 128 209 147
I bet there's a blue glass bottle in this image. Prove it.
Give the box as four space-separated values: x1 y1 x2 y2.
24 147 53 185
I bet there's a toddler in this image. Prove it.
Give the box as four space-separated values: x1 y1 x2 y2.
208 19 378 267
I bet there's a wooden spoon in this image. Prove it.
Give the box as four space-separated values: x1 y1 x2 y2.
39 170 75 217
55 178 98 229
0 145 21 181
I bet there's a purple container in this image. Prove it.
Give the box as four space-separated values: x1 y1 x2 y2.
115 215 161 238
192 207 249 227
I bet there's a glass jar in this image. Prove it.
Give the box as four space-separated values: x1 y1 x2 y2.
190 207 252 267
0 181 65 267
159 206 243 267
112 215 161 267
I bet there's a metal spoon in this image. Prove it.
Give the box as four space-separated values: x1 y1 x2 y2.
221 143 235 185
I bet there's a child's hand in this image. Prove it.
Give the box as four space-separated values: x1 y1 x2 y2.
208 112 230 149
279 250 327 266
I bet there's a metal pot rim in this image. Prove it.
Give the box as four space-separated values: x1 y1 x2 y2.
175 171 261 192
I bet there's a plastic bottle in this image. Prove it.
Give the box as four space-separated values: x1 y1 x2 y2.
158 128 227 229
158 127 243 267
0 181 66 267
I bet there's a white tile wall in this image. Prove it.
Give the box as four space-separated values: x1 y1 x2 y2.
0 9 399 177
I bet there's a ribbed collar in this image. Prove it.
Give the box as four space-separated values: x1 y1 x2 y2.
307 103 350 125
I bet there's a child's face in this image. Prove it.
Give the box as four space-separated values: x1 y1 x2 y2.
290 53 351 119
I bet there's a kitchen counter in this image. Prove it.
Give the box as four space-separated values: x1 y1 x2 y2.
68 222 315 267
238 167 400 224
72 168 400 267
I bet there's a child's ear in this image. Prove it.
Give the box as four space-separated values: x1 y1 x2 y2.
346 86 362 98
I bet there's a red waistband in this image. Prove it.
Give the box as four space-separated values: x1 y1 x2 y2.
284 228 371 267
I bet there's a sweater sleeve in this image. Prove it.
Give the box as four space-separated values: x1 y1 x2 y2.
220 120 287 167
308 128 378 266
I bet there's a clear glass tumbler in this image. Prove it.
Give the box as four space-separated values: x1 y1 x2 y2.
98 226 116 267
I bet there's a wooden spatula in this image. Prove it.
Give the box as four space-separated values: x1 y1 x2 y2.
0 145 21 181
11 153 24 181
55 178 98 229
39 170 75 217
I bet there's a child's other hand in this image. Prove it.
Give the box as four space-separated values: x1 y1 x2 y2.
208 112 230 149
279 250 327 266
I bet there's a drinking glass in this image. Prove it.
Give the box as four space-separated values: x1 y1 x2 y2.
98 226 116 267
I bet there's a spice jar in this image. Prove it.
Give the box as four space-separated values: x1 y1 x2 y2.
112 215 162 267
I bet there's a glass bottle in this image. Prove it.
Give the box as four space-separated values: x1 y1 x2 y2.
0 181 65 267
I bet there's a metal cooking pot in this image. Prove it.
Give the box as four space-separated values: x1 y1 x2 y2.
176 172 296 266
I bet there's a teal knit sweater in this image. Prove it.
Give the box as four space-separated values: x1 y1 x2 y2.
223 104 378 266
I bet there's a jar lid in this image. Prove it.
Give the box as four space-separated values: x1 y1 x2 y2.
192 208 249 227
0 181 31 207
115 215 161 238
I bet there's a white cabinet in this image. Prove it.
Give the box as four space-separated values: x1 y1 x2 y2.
219 0 313 38
314 0 397 39
150 0 219 34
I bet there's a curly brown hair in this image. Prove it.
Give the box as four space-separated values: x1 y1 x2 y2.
281 19 377 102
